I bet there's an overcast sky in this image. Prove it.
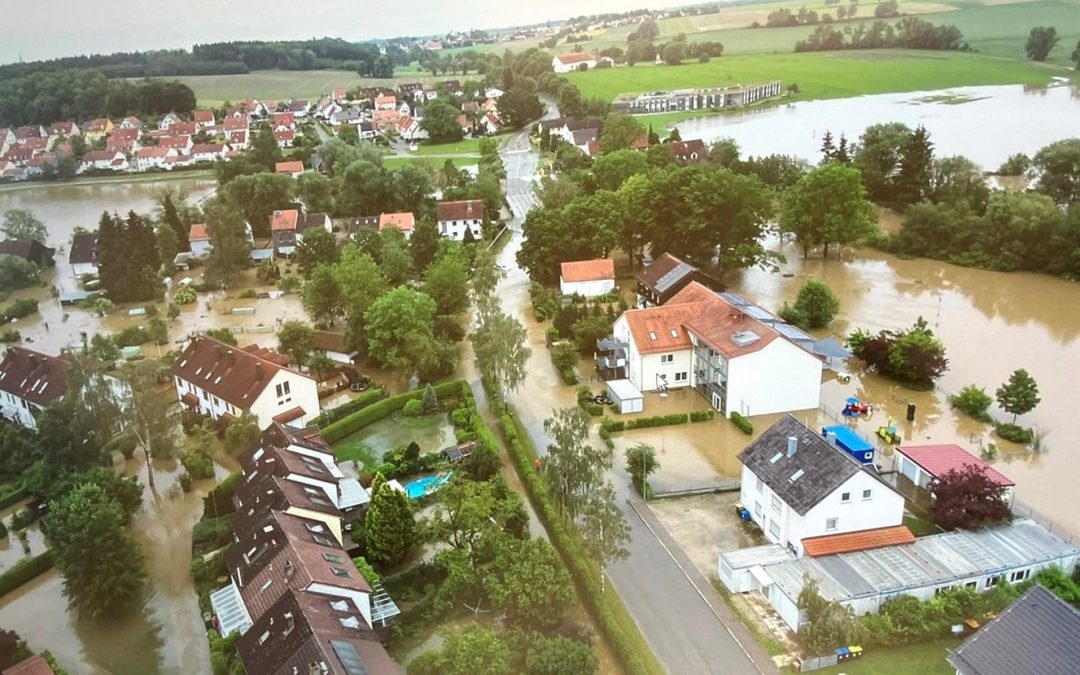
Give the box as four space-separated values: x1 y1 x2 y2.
0 0 695 64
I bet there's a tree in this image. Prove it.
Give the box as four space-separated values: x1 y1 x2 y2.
931 465 1012 530
97 210 161 302
421 100 465 143
220 172 294 237
423 246 470 315
155 222 179 274
578 483 630 568
296 171 335 216
365 472 416 566
592 149 648 192
0 629 31 671
780 162 877 258
301 264 343 326
333 245 388 350
277 320 316 367
203 202 250 289
625 443 659 492
2 209 47 243
846 317 948 386
378 228 413 285
427 477 498 558
853 122 913 202
119 360 178 489
249 124 282 168
544 407 612 519
661 41 688 65
0 254 40 292
295 227 340 277
471 310 531 398
45 482 146 619
780 279 841 329
364 287 443 375
392 163 435 214
598 114 645 154
1025 26 1059 61
929 155 990 212
204 327 238 346
499 86 543 128
488 537 573 629
995 368 1040 423
1073 39 1080 69
1032 138 1080 206
224 413 260 457
434 626 511 675
410 218 442 272
525 636 598 675
895 125 934 206
160 193 188 251
798 578 868 655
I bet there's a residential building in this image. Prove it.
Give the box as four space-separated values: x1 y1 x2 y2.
159 135 192 153
611 81 784 115
331 87 348 102
485 87 504 99
895 443 1015 504
275 161 305 178
560 258 615 297
948 585 1080 675
273 129 296 148
13 126 45 142
397 115 427 141
228 129 249 150
378 212 415 239
436 199 484 241
481 112 502 136
134 146 178 171
158 112 183 130
552 52 598 73
0 239 54 267
119 116 143 131
737 416 907 556
171 335 320 429
288 100 309 118
190 143 227 163
611 282 824 416
313 331 358 365
330 109 363 127
106 128 140 154
273 112 297 132
669 139 707 163
0 347 68 429
374 94 397 111
48 121 80 138
193 110 216 128
189 223 212 259
635 253 723 308
2 654 55 675
68 232 99 277
77 150 127 174
271 209 331 257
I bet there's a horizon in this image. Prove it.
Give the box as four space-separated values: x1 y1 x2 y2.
0 0 698 65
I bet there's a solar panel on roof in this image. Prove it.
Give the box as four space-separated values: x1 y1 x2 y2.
655 262 693 292
743 305 776 321
720 292 750 307
774 323 814 342
330 639 370 675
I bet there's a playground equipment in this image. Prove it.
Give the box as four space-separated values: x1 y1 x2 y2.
877 418 901 445
841 396 873 417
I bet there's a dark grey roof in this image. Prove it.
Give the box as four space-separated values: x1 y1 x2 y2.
738 415 864 515
949 585 1080 675
69 232 98 265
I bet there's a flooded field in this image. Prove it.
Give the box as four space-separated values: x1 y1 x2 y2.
676 83 1080 169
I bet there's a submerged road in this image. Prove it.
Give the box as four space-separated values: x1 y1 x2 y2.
495 116 777 675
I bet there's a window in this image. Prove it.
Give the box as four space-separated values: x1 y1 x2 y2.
770 494 781 513
862 489 872 500
755 476 763 492
323 553 344 564
312 534 334 546
660 354 673 363
768 520 780 539
339 616 361 630
674 372 687 382
965 581 977 590
753 501 762 518
331 567 350 577
329 599 349 612
201 390 209 401
841 492 851 503
1010 569 1030 583
825 517 838 532
275 381 291 397
259 579 272 592
987 575 1003 588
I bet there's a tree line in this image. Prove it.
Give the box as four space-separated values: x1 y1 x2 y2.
795 16 968 52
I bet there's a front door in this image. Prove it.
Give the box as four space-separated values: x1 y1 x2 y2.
711 391 725 414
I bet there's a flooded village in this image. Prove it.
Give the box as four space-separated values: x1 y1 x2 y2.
1 27 1080 675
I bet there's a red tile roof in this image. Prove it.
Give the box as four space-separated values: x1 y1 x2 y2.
170 336 309 409
271 210 299 231
436 199 484 222
275 161 304 174
803 525 916 557
561 258 615 283
378 212 414 233
899 444 1014 487
0 346 68 407
2 654 55 675
193 110 215 123
622 304 700 355
189 223 210 241
159 135 190 149
555 52 596 65
273 129 295 143
273 406 306 424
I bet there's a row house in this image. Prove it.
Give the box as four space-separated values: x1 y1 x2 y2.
119 116 143 130
193 109 216 128
436 200 484 241
170 335 320 430
271 208 331 257
191 143 228 163
273 129 296 149
0 347 68 429
77 150 129 174
48 121 80 138
273 112 296 132
158 112 184 130
134 146 178 171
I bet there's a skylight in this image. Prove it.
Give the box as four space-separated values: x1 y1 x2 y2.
789 469 806 483
670 329 679 338
769 452 784 464
648 331 657 341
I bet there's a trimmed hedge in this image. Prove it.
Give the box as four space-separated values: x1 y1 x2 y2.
690 410 715 423
0 486 27 512
310 387 387 427
576 387 604 416
731 412 753 435
602 414 687 433
321 380 465 444
558 367 578 386
498 411 662 675
996 423 1033 444
0 550 54 598
202 471 241 519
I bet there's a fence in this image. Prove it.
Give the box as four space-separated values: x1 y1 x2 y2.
650 481 741 499
797 654 839 672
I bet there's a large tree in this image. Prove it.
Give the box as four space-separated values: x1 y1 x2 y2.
296 171 336 215
364 286 445 375
423 245 470 315
365 472 416 566
894 125 934 207
333 245 388 351
498 86 543 128
853 122 913 202
929 155 990 213
203 201 250 289
159 193 188 251
543 407 612 519
119 360 178 489
45 482 147 619
301 264 343 326
1031 138 1080 206
780 162 877 258
1025 26 1060 61
295 227 340 277
2 209 47 244
931 465 1011 530
780 279 841 329
995 368 1040 423
276 320 316 367
471 310 531 398
421 100 465 143
488 537 573 629
219 172 294 237
97 210 161 302
598 113 645 154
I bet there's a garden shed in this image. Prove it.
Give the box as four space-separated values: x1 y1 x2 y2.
606 379 644 414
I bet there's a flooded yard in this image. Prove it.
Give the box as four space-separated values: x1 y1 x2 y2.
332 413 457 468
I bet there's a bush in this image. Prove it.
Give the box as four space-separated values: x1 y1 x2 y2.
238 289 257 299
530 282 560 321
174 285 197 304
202 471 241 518
192 517 232 556
0 486 27 511
0 329 20 343
0 551 53 597
779 279 840 329
949 385 994 422
558 367 578 385
996 423 1033 444
603 415 687 432
690 410 715 423
0 298 38 322
731 412 753 434
576 386 603 416
402 399 423 417
178 472 193 493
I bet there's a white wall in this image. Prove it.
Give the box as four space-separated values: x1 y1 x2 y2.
560 278 615 298
437 218 482 241
190 239 212 259
724 339 822 418
71 262 98 277
0 391 38 429
248 369 320 430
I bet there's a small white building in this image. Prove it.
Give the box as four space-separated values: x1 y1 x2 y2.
171 336 320 430
737 415 908 557
552 52 598 74
436 199 484 241
311 331 358 365
895 443 1015 504
560 258 615 297
606 379 643 414
0 347 69 429
134 146 178 171
189 223 212 259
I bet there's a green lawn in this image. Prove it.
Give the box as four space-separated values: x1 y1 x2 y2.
413 138 484 155
567 49 1068 103
814 638 962 675
382 155 477 170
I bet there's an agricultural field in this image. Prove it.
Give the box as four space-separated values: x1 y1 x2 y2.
566 49 1065 102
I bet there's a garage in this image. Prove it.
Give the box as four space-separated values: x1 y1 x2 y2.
606 379 644 414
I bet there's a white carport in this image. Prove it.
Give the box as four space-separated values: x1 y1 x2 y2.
606 379 644 414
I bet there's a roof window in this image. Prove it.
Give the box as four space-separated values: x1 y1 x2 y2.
769 451 784 464
789 469 806 483
648 331 657 341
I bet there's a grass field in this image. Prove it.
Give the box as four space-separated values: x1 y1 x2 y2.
814 638 962 674
566 49 1068 102
413 138 483 155
382 156 477 170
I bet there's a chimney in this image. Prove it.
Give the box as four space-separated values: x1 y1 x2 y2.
786 436 798 457
284 559 295 581
826 431 838 447
308 662 321 675
283 611 295 636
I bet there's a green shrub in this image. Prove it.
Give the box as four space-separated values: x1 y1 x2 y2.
690 410 715 423
0 550 54 597
949 385 994 422
601 419 626 433
202 471 241 518
0 329 20 343
0 486 28 511
0 298 38 322
559 367 578 385
174 285 197 305
238 289 257 299
178 473 193 493
310 387 387 427
402 399 423 417
321 381 465 443
626 414 687 430
731 412 753 434
996 423 1033 444
192 517 233 556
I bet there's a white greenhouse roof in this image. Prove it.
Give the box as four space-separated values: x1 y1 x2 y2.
606 379 643 401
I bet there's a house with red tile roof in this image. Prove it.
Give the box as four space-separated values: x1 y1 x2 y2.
275 160 304 177
191 143 227 163
157 112 183 131
0 347 68 429
552 51 598 73
48 121 80 138
78 150 128 174
159 134 193 152
273 129 295 148
272 112 296 132
896 443 1015 503
374 94 397 111
193 109 216 128
189 223 212 258
610 281 822 416
560 259 615 297
170 335 319 430
2 654 55 675
118 116 143 130
378 212 415 239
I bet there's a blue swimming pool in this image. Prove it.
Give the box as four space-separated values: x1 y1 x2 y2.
403 472 453 499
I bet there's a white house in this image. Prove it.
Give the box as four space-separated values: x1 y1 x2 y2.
552 52 598 74
436 199 484 241
560 259 615 297
171 336 320 430
190 143 228 163
69 232 98 277
189 223 212 259
610 282 823 417
158 112 183 131
737 415 908 557
77 150 127 174
0 347 69 429
311 331 359 365
134 146 178 171
378 212 415 240
397 116 428 142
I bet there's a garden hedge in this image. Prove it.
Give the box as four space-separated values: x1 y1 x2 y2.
690 410 715 423
0 550 54 598
0 486 27 512
731 412 753 435
498 412 663 675
601 414 688 433
310 387 388 427
321 380 465 444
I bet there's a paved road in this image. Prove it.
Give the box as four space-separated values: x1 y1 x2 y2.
494 117 778 675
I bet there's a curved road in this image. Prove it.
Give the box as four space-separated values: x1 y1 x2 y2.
494 117 778 675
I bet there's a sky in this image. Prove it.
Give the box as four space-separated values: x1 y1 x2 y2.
0 0 695 64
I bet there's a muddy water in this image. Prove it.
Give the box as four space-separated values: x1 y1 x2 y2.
675 83 1080 169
